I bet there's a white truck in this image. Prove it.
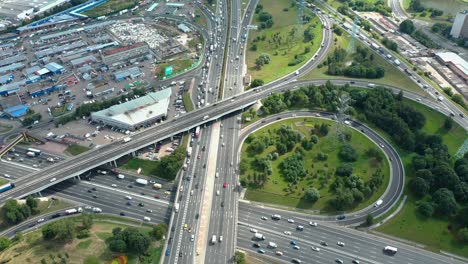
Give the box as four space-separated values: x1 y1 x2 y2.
268 242 277 248
367 83 376 88
153 183 162 189
92 207 102 213
203 115 210 120
136 178 148 185
374 199 383 207
123 137 132 143
394 59 401 66
254 233 265 240
211 235 217 244
174 203 179 213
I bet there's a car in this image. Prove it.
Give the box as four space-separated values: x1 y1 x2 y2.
140 192 145 195
335 259 344 264
296 225 304 231
284 231 291 235
149 180 156 184
154 195 160 199
336 215 346 220
183 224 188 230
293 245 300 250
215 172 219 178
337 241 345 247
120 212 125 216
111 184 117 187
352 260 360 264
287 219 295 223
250 229 258 233
92 187 97 191
125 196 132 200
50 177 56 182
290 240 297 245
37 218 45 223
309 221 318 227
197 155 201 159
253 242 261 248
146 209 153 213
257 249 265 254
261 216 267 220
320 241 328 246
311 246 320 252
292 259 302 264
128 185 133 188
179 252 183 258
139 202 144 207
221 201 224 207
275 251 283 256
93 194 98 198
223 182 227 188
191 234 195 242
87 189 92 193
126 201 132 206
216 190 220 196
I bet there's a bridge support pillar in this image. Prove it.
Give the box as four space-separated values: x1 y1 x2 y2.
76 175 81 181
113 160 117 167
132 151 136 157
37 191 42 197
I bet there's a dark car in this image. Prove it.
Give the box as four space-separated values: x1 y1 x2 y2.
253 243 261 248
165 249 171 256
120 212 125 216
93 194 98 198
87 189 92 193
127 201 132 206
336 215 346 220
139 202 144 207
51 213 61 219
92 187 97 191
221 201 224 207
320 241 328 246
179 252 183 258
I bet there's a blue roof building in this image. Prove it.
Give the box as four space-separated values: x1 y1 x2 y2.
4 105 28 117
45 62 65 74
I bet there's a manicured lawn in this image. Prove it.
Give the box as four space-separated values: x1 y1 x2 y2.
121 158 159 176
246 0 323 83
65 144 91 156
0 178 7 186
241 118 390 212
81 0 138 17
0 221 156 264
302 32 423 94
155 59 195 79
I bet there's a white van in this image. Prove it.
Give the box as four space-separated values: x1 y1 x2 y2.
117 174 125 179
374 199 383 207
143 216 151 221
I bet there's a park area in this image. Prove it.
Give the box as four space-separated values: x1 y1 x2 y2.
246 0 323 83
240 118 390 213
81 0 139 18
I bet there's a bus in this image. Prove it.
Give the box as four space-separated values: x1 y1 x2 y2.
0 183 15 193
195 126 200 138
27 148 41 155
383 246 397 255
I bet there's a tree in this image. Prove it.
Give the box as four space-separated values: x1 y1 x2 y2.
330 188 354 210
409 177 429 197
400 19 415 34
431 163 459 190
108 239 127 252
107 227 150 255
151 224 168 240
432 188 458 216
443 118 453 131
276 142 287 155
338 144 358 162
2 199 31 225
0 236 11 251
42 223 58 240
81 212 93 230
26 196 38 211
258 53 271 65
234 251 246 264
336 163 353 177
454 182 468 203
365 214 374 226
417 201 434 217
250 79 264 88
458 228 468 243
304 188 320 203
55 219 75 241
280 154 306 182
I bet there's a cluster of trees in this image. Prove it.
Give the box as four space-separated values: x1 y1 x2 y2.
351 88 426 151
2 196 38 225
55 87 147 127
42 212 94 242
155 147 186 181
409 0 443 17
399 20 439 48
337 1 391 17
250 79 264 88
256 5 274 30
288 54 306 66
22 109 42 126
325 46 385 79
107 227 151 254
382 37 398 52
303 25 316 42
431 23 452 38
409 151 468 242
255 54 271 69
280 153 306 183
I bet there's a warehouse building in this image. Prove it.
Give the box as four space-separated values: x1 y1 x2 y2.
113 67 142 82
91 88 172 131
44 62 65 74
102 42 150 66
436 52 468 82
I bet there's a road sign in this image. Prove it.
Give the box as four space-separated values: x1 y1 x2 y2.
165 66 173 76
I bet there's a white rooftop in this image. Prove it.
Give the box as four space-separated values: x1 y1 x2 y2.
92 88 172 126
436 52 468 76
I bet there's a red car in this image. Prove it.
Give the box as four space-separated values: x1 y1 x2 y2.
154 195 160 199
223 182 227 188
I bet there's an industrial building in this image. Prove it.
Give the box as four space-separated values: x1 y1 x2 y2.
451 10 468 39
91 88 172 131
436 52 468 82
102 42 150 66
113 67 142 82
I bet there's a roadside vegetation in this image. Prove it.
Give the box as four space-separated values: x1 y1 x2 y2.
240 117 389 212
65 144 91 156
154 59 196 80
246 0 323 83
399 19 439 49
0 213 166 264
82 0 139 18
302 32 422 94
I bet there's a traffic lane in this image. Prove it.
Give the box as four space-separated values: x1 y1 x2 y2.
237 226 361 264
44 180 170 223
0 160 36 179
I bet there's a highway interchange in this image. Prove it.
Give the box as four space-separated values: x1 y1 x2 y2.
0 0 467 263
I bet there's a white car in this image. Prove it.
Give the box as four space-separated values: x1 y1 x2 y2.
311 246 320 252
287 219 295 223
275 251 283 256
337 241 345 247
250 228 258 233
37 218 45 223
284 231 292 235
293 245 300 250
111 184 117 187
261 216 267 220
191 234 195 242
309 221 318 227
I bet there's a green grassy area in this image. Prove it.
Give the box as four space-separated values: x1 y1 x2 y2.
0 221 159 264
81 0 138 18
246 0 323 83
301 32 423 95
194 7 207 27
65 144 91 156
241 118 390 213
183 91 194 112
121 158 159 177
155 59 195 79
0 178 7 185
0 199 73 232
371 98 467 257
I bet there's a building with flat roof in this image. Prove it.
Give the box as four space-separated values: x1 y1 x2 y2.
178 23 191 33
436 52 468 82
451 10 468 39
91 88 172 131
113 67 142 82
102 42 150 66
